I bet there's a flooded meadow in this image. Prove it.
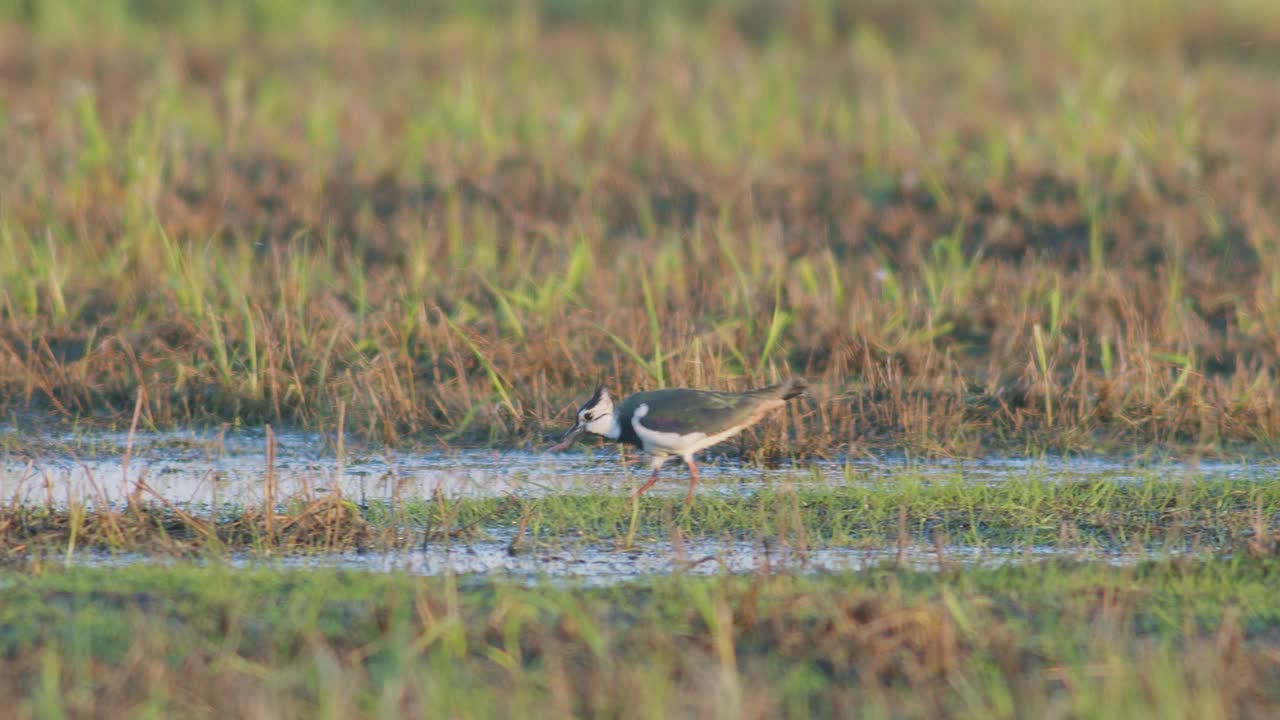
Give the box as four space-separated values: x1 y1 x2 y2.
6 0 1280 715
4 427 1274 583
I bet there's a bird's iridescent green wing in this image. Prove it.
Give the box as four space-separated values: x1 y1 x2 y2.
621 389 760 436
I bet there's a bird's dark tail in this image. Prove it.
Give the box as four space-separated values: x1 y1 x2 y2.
777 377 808 401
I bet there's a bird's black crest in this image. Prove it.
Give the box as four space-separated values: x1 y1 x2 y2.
579 384 607 412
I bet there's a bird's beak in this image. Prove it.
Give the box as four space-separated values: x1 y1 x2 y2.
547 423 585 452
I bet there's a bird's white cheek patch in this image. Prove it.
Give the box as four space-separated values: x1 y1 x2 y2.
586 412 621 440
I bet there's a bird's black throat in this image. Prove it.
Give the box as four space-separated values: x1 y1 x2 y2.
615 419 642 448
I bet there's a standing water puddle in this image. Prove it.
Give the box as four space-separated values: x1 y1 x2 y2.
3 428 1271 583
72 539 1183 587
4 428 1273 505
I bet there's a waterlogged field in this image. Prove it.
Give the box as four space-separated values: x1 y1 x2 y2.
4 428 1279 568
5 0 1280 717
3 428 1280 716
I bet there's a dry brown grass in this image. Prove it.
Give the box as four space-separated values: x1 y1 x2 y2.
0 493 382 557
4 2 1280 456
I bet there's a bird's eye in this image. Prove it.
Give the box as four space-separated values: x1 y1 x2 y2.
583 413 595 422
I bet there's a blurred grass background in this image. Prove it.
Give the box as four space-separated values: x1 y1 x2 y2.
3 0 1280 454
6 560 1280 718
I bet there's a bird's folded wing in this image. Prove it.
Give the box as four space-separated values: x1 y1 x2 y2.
633 392 759 435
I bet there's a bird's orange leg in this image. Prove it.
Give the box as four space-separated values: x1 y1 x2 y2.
633 467 662 498
684 458 699 506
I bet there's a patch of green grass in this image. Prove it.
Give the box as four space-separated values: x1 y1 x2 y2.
2 557 1279 718
402 470 1280 552
6 469 1278 557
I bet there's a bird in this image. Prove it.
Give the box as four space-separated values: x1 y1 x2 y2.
547 378 807 504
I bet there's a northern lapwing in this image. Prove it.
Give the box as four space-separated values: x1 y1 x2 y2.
548 378 807 504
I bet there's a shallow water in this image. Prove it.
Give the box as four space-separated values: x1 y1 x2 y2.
3 427 1274 508
68 534 1187 586
2 427 1262 583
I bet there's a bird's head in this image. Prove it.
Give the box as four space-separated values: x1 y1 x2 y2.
548 385 615 451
